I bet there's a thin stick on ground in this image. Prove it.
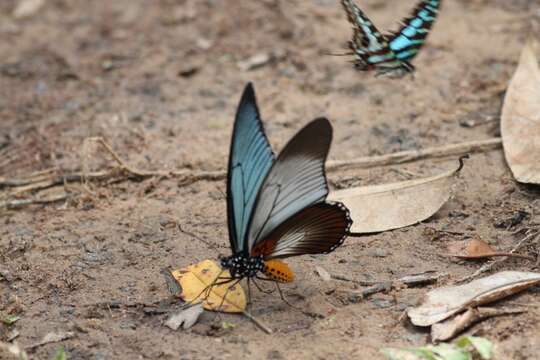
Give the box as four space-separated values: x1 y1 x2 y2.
326 137 502 171
242 310 273 334
0 193 69 210
456 230 540 284
0 137 502 194
335 271 445 300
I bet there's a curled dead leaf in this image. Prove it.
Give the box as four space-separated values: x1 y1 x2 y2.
431 307 526 342
408 271 540 326
501 41 540 184
328 158 464 233
171 259 246 313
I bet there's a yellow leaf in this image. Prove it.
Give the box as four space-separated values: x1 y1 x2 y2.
171 259 246 313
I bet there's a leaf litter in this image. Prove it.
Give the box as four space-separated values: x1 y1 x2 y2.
164 303 204 330
446 237 535 261
408 271 540 330
170 259 246 313
328 157 465 233
501 41 540 184
431 307 526 342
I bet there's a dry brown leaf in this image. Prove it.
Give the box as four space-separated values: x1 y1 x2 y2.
431 307 526 342
408 271 540 326
171 259 246 313
464 238 496 257
501 41 540 184
448 238 535 261
328 159 463 233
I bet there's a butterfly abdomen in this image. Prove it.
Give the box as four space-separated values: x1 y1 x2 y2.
263 260 294 283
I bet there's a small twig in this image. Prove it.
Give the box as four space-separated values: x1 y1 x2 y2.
87 137 152 178
338 272 443 301
242 310 273 334
456 231 540 283
0 137 502 192
333 271 442 287
448 252 536 261
326 138 501 171
506 302 540 308
0 193 69 210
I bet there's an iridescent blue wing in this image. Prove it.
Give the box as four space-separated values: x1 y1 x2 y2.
340 0 395 68
246 118 333 252
341 0 387 54
389 0 442 62
251 202 351 259
227 83 275 254
340 0 405 74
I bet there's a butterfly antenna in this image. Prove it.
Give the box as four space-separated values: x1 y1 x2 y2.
324 51 355 56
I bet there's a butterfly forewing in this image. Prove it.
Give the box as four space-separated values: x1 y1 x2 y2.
227 83 275 253
389 0 442 61
246 118 333 253
341 0 387 53
251 202 351 259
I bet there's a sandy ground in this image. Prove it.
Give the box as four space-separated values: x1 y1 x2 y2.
1 0 539 359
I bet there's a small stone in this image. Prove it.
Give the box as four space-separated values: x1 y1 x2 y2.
367 249 388 258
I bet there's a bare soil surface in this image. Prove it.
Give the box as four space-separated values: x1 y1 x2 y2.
1 0 539 359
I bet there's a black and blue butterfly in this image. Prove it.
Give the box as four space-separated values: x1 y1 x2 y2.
208 83 352 303
341 0 442 77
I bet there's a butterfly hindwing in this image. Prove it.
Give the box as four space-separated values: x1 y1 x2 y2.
389 0 442 61
246 118 333 253
227 83 275 253
251 202 351 259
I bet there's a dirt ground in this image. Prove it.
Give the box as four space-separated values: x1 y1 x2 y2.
1 0 540 359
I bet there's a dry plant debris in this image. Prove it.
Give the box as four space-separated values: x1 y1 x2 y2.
408 271 540 330
164 303 204 330
329 157 465 233
170 259 246 313
501 41 540 184
447 237 535 261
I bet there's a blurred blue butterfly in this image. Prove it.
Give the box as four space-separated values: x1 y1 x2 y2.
341 0 442 77
215 83 352 302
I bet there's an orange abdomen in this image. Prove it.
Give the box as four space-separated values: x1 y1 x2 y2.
263 259 294 283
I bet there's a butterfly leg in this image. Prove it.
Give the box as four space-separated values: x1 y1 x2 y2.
201 268 226 301
274 281 300 310
246 277 252 310
216 278 243 312
253 276 276 294
182 269 231 308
